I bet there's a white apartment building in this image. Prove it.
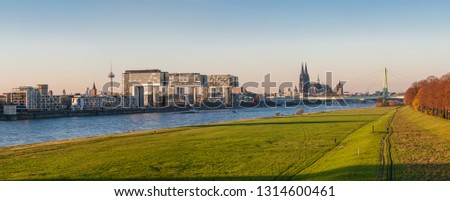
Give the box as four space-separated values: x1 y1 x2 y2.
71 95 117 110
4 85 60 111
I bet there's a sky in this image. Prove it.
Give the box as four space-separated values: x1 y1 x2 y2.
1 0 450 94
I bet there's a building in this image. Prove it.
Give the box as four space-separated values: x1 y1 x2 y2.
3 105 17 115
91 82 97 97
36 84 59 111
71 82 118 110
5 86 39 109
37 84 49 96
71 95 115 110
0 95 6 105
4 85 59 111
299 62 311 97
206 74 239 106
307 74 332 96
121 95 140 109
298 63 333 97
335 81 345 96
169 73 207 106
59 95 73 110
122 69 169 107
37 94 59 111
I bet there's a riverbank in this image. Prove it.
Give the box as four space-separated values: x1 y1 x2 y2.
0 107 190 121
0 99 373 121
0 107 394 180
0 103 375 147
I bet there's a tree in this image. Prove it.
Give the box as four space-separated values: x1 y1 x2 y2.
413 88 425 111
404 82 421 105
440 73 450 109
407 73 450 119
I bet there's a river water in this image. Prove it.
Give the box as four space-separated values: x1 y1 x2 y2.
0 103 374 147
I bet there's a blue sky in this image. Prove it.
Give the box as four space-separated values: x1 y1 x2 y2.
1 0 450 94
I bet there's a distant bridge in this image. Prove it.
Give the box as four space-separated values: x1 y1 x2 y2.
268 95 404 103
267 67 405 104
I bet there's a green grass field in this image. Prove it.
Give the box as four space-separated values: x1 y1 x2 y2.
1 106 448 181
294 108 397 180
0 107 394 181
390 107 450 180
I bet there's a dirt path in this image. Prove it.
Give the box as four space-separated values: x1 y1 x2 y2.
379 110 396 181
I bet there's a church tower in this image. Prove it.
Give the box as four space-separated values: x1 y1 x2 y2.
304 62 310 85
299 62 305 94
91 82 97 97
299 62 311 96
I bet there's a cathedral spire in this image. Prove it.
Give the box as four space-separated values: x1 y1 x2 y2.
304 62 310 83
301 62 304 75
317 74 320 83
305 62 309 75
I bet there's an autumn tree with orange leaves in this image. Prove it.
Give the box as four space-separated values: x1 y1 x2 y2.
404 73 450 120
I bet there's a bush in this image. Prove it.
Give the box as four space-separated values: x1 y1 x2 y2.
275 111 281 117
375 100 404 107
295 109 304 115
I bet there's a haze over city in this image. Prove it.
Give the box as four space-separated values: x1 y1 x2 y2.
1 0 450 94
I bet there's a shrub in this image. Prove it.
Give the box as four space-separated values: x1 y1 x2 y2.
295 109 304 115
275 111 281 117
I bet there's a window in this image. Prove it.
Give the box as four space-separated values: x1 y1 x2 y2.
179 75 189 82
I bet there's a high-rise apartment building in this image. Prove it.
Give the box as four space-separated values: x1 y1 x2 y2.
169 73 207 106
122 69 169 107
206 74 239 105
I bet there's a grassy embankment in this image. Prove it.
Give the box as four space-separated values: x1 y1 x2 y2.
390 107 450 180
293 108 397 180
0 107 394 181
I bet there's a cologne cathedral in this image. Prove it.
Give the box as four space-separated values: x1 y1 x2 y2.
299 62 331 97
299 62 311 95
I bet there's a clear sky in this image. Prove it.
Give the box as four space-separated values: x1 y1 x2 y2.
1 0 450 94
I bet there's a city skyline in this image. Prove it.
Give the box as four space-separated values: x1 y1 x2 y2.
0 66 408 96
2 0 450 94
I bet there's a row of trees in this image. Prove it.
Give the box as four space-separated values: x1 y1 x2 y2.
404 73 450 119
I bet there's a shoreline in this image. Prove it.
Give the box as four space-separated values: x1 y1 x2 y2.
0 107 191 121
0 106 374 150
0 99 374 121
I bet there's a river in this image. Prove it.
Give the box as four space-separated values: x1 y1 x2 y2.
0 103 375 147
